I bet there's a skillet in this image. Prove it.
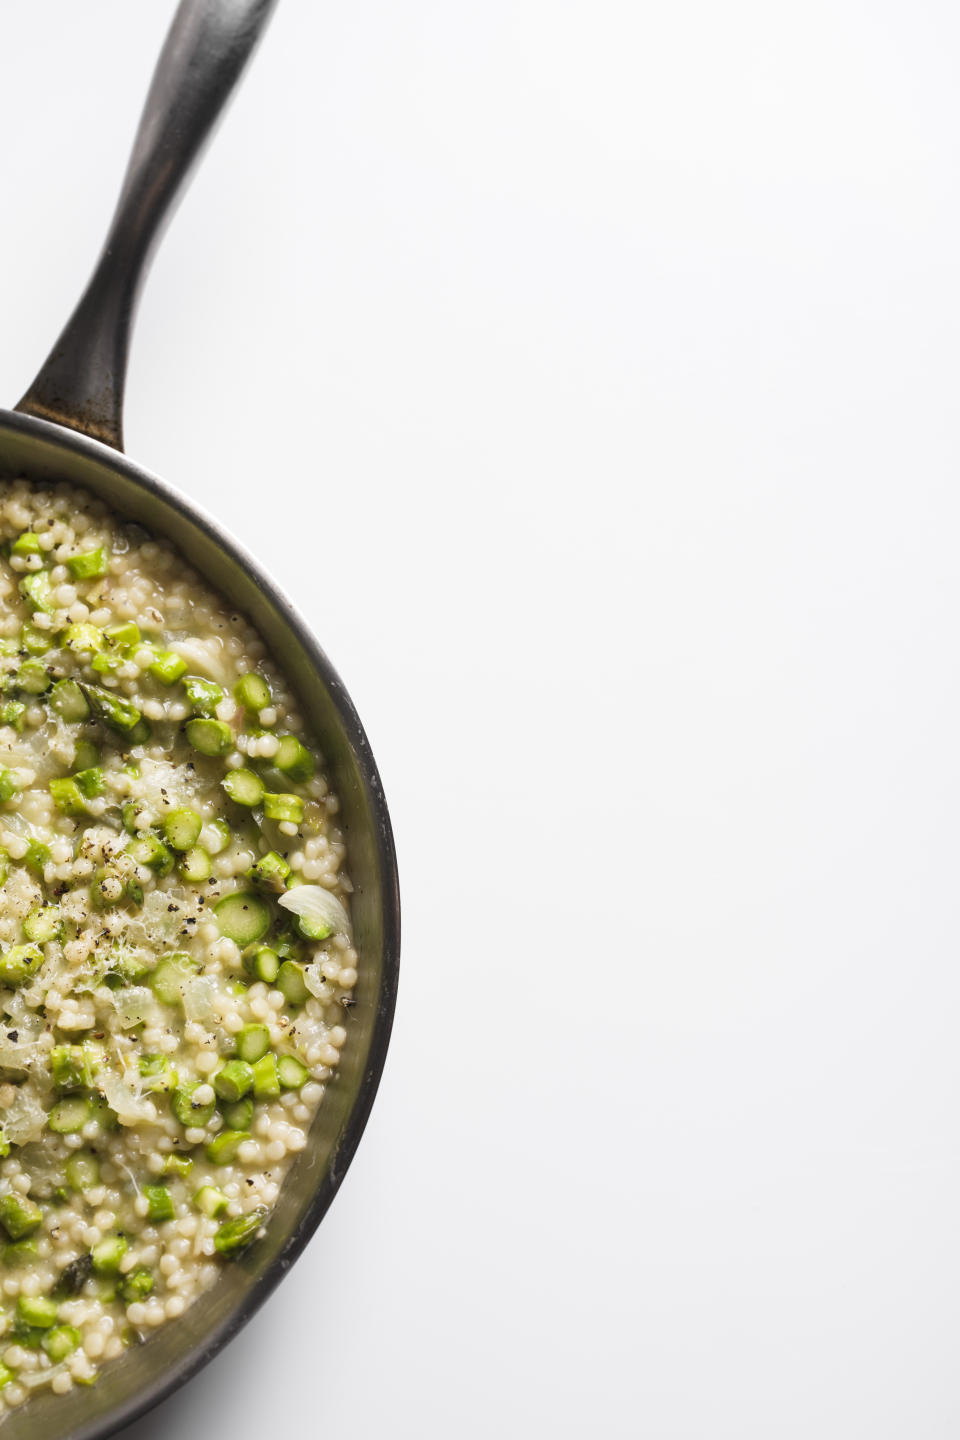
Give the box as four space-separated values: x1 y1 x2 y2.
0 4 401 1436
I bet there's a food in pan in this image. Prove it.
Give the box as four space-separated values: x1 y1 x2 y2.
0 479 357 1412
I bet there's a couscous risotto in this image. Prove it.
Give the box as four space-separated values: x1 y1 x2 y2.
0 479 357 1414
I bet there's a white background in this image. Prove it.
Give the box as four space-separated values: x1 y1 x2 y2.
2 1 960 1435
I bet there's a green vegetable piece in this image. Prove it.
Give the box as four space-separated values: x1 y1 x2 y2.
17 658 51 694
242 945 280 984
91 1234 128 1274
10 1319 45 1349
121 801 141 835
21 622 52 655
62 622 104 653
50 678 90 722
19 570 54 614
90 867 123 910
104 621 140 652
89 1095 119 1132
276 960 309 1006
233 672 272 712
214 1205 268 1256
43 1324 81 1361
80 683 141 734
24 840 50 878
127 831 174 875
65 1152 101 1191
213 1060 254 1103
161 1154 193 1179
0 766 19 803
118 1267 154 1304
11 531 42 556
138 1054 177 1093
48 1097 93 1133
0 942 44 986
214 891 270 946
74 738 100 771
183 676 223 716
262 792 304 825
66 548 108 580
143 1184 175 1223
24 904 62 944
221 767 264 807
194 1185 229 1218
235 1023 270 1064
17 1295 58 1329
178 845 211 883
186 717 233 756
90 648 122 676
49 776 87 816
205 817 231 855
150 952 201 1005
251 1052 280 1100
51 1044 88 1091
247 849 291 892
74 766 105 799
0 1193 42 1239
0 700 26 731
149 650 187 684
163 807 202 851
3 1238 39 1267
222 1097 254 1130
205 1130 252 1165
171 1082 216 1128
277 1054 309 1089
274 735 315 783
127 717 152 746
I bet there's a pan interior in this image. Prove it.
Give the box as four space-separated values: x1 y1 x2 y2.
0 412 399 1440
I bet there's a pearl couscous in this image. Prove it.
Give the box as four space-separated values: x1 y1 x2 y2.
0 479 356 1414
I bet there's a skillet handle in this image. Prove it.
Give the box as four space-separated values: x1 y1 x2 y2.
15 0 278 452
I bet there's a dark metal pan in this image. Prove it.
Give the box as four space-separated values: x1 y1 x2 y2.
1 4 401 1437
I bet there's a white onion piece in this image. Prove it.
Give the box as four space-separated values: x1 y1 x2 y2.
182 976 224 1024
169 637 231 687
112 986 155 1030
0 1036 41 1075
288 1010 329 1055
2 1088 47 1144
101 1073 155 1126
278 885 351 941
303 963 328 999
